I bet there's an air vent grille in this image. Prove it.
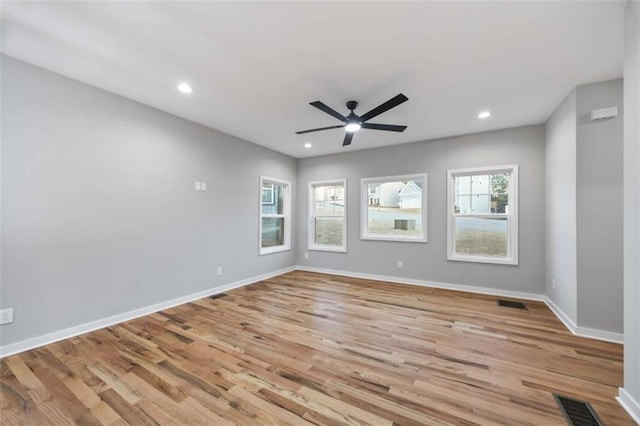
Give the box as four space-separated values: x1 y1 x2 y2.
209 293 228 300
553 394 604 426
497 299 528 310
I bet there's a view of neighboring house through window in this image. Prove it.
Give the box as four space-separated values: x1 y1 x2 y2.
361 173 427 242
447 165 518 264
309 180 346 252
259 176 291 255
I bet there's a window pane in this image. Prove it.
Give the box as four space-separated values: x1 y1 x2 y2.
471 175 489 195
454 217 507 257
261 217 284 248
456 176 471 195
315 217 343 246
311 182 346 250
472 194 491 214
455 174 509 214
262 182 285 214
261 184 273 204
314 184 344 217
455 195 470 214
366 179 423 238
490 173 509 213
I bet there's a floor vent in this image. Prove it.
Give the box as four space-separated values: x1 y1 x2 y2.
553 394 604 426
497 299 528 310
209 293 228 300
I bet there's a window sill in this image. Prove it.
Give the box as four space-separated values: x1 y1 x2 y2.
308 245 347 253
259 245 291 256
361 235 427 243
448 254 518 265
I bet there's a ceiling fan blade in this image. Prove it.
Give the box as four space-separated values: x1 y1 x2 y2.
295 125 345 135
359 94 409 122
310 101 347 122
361 123 407 132
342 132 354 146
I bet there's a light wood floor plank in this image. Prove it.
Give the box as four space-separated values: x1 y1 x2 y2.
0 271 633 425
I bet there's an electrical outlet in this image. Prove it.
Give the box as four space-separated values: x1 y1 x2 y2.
201 182 207 191
217 266 222 276
304 252 309 259
552 279 556 289
397 260 403 269
195 181 201 191
0 308 14 325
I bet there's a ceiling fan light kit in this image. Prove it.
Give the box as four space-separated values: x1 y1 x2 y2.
345 123 361 133
296 94 409 146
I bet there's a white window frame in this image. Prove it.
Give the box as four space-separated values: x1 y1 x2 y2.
360 173 428 243
447 164 518 265
259 176 291 255
308 179 347 252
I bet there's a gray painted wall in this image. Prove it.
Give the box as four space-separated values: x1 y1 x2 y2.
544 80 625 335
623 0 640 410
0 56 297 346
576 79 624 333
545 90 578 323
296 125 546 294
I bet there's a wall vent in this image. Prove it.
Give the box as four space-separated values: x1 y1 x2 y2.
590 106 618 121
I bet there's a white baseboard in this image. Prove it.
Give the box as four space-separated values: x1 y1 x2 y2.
542 295 624 344
296 265 624 344
617 387 640 425
295 265 546 301
574 325 625 344
543 295 578 332
0 266 296 358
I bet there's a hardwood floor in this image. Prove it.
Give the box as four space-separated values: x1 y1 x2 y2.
0 271 633 425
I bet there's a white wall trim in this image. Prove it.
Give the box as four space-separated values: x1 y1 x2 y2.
0 266 296 358
296 265 624 344
543 295 578 332
296 265 545 301
543 295 624 344
617 387 640 425
573 325 624 344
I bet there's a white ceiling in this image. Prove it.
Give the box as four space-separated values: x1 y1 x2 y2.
1 1 625 158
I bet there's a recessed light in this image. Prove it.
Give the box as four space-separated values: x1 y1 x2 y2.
478 111 491 119
177 82 192 94
304 143 312 148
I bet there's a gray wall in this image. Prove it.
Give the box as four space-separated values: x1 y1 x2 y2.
296 125 546 294
0 56 297 346
545 90 578 323
576 79 624 333
544 80 625 335
623 0 640 410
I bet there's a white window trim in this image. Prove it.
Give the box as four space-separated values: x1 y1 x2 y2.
259 176 291 255
360 173 428 243
308 179 347 253
447 164 519 265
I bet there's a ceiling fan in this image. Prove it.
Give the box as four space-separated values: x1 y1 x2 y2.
296 93 409 146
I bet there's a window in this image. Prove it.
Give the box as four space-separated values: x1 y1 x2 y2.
259 176 291 255
309 180 346 252
361 173 427 242
447 165 518 264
